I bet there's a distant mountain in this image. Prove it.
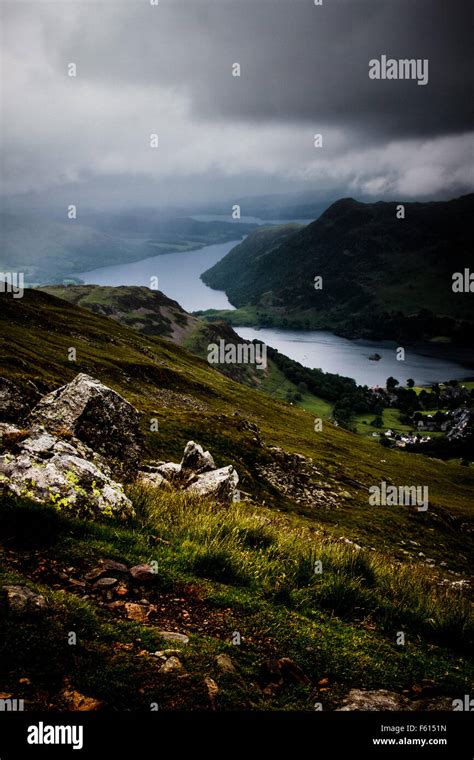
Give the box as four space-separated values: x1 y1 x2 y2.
0 212 255 285
0 213 143 284
201 190 336 221
201 194 474 344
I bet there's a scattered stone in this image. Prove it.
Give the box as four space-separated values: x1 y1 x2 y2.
160 656 185 674
158 631 189 645
3 585 47 615
124 603 149 622
180 441 215 476
186 465 239 503
143 441 240 504
216 654 237 674
257 447 335 511
130 564 157 583
58 686 103 711
204 676 219 708
93 577 118 590
86 559 129 582
336 689 410 711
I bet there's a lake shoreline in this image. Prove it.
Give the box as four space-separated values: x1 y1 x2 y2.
71 233 473 387
234 325 474 388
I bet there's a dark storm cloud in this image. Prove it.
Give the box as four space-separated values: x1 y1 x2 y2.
54 0 474 139
1 0 473 204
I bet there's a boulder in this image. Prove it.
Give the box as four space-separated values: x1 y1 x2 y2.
130 564 157 583
137 471 169 489
180 441 215 476
154 462 181 481
29 374 142 472
186 465 239 503
216 654 237 674
158 631 189 645
3 585 47 615
160 656 185 674
0 428 134 521
336 689 411 711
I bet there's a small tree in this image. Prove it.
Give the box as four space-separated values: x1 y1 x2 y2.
386 376 399 391
407 378 415 388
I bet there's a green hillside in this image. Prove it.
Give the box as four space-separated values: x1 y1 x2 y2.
39 284 336 414
0 290 473 711
1 289 472 563
201 194 474 343
41 284 201 341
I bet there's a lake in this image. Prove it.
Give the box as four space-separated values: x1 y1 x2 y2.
235 327 473 387
77 238 473 387
76 239 240 312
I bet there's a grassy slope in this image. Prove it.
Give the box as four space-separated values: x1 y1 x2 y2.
0 289 473 710
41 284 332 422
40 284 200 341
0 289 472 568
0 491 472 711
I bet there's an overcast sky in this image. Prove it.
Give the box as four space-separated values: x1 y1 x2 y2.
1 0 473 210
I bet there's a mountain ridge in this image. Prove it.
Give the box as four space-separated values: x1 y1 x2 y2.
201 194 474 342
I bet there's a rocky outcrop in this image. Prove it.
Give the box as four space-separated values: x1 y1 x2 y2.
180 441 215 477
1 374 240 516
257 446 341 510
29 374 142 474
139 441 239 503
186 465 239 502
3 585 47 615
0 427 134 521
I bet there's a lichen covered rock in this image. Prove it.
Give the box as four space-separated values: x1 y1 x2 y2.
29 373 142 473
0 428 134 520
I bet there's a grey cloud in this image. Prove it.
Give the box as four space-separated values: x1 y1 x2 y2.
1 0 473 206
43 0 474 138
